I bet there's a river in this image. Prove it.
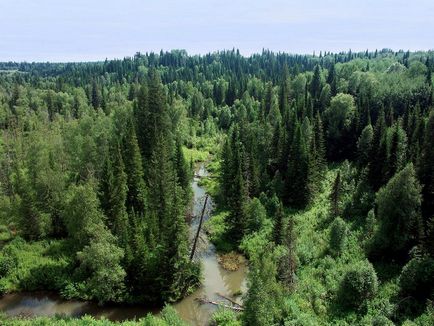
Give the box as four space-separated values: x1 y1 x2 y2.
0 164 247 325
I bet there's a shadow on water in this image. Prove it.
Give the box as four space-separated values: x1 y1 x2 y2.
0 164 246 326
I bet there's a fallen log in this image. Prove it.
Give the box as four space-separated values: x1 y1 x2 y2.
216 292 243 308
195 298 244 311
190 195 209 261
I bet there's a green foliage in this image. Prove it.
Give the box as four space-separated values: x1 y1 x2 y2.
325 93 356 159
204 211 234 252
339 261 378 309
0 305 187 325
76 225 126 303
329 217 348 256
0 254 17 278
0 49 433 324
357 124 373 167
371 163 422 260
242 243 285 326
0 237 72 293
399 254 434 302
244 198 267 234
211 308 241 326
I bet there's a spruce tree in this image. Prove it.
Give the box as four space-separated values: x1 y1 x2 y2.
174 136 190 193
226 129 248 243
310 65 322 102
357 124 374 167
419 112 434 224
279 63 291 114
285 123 310 208
387 120 408 179
100 144 131 262
368 108 388 190
133 83 149 157
123 121 148 215
278 217 297 291
330 170 342 217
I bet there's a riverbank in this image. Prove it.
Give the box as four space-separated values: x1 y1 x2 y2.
0 162 246 326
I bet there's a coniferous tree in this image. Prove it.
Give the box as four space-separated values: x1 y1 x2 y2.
272 198 285 245
419 112 434 224
220 136 233 204
285 123 310 208
308 112 326 194
100 144 130 261
243 244 284 326
310 65 322 102
279 64 291 114
226 129 248 243
387 120 408 179
278 217 297 291
357 124 374 167
91 80 102 109
368 108 388 190
330 170 342 217
123 121 148 215
174 136 190 193
134 83 149 158
327 62 337 96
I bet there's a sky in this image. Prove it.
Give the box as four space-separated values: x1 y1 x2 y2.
1 0 433 62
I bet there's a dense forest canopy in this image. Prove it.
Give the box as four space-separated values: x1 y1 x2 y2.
0 48 433 325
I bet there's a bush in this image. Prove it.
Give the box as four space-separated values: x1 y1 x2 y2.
339 261 378 309
159 305 188 326
245 198 267 235
371 315 394 326
0 278 8 296
0 255 17 277
211 308 241 326
329 217 348 256
399 255 434 301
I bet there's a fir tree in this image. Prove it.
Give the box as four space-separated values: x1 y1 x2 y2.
419 112 434 224
285 123 310 208
368 108 388 190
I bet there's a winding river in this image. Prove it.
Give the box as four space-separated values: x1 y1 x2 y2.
0 164 246 325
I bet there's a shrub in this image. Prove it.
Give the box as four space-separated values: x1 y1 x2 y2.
0 255 17 277
211 308 241 326
159 305 188 326
399 255 434 301
245 198 267 235
339 261 378 309
371 315 394 326
329 217 348 256
0 278 8 296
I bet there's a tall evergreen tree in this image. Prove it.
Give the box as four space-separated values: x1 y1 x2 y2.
310 65 322 102
368 108 388 190
226 129 248 243
123 121 148 215
279 64 291 114
419 112 434 224
285 123 310 208
387 120 408 179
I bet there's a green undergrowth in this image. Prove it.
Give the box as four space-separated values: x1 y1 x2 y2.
182 146 210 163
0 237 73 295
0 306 188 326
204 210 235 253
283 167 427 325
199 156 237 253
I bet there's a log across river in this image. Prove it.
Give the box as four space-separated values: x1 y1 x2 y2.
0 164 247 326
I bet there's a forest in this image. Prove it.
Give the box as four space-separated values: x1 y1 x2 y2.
0 49 433 325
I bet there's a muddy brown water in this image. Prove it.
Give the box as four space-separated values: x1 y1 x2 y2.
0 164 247 325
